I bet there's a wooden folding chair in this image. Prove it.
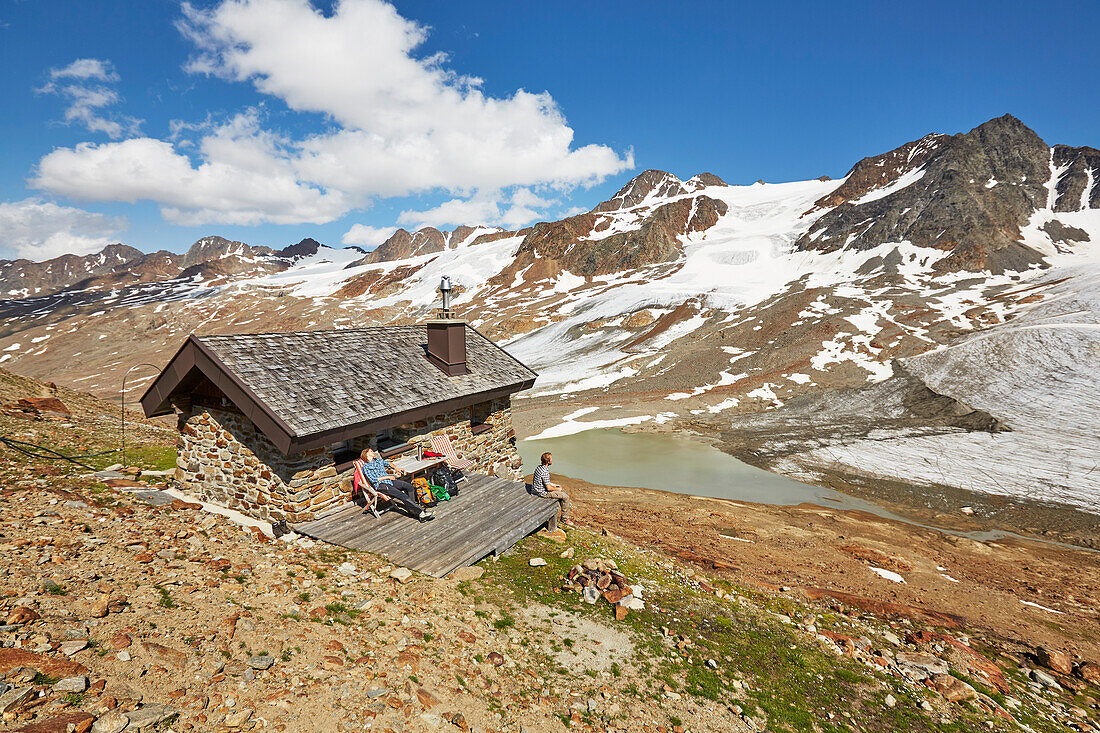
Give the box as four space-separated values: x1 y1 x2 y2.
353 459 392 518
429 434 474 471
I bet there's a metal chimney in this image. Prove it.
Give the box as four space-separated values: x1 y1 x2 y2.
439 276 453 318
425 275 468 376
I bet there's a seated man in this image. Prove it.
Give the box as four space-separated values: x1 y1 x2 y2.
355 448 435 522
530 451 574 528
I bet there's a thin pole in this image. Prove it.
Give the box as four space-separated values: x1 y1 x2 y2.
121 363 161 469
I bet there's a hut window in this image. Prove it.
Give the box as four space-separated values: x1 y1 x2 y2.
331 440 357 471
470 403 492 435
376 430 413 459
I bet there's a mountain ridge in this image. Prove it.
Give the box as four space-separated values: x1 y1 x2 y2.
0 236 325 298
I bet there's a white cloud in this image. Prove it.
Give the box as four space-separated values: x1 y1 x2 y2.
398 196 502 231
511 188 555 209
341 224 397 248
38 58 140 138
33 0 632 227
49 58 120 82
34 111 348 226
396 187 550 231
0 199 128 261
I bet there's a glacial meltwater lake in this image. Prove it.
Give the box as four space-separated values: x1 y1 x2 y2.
519 427 861 508
518 427 1072 545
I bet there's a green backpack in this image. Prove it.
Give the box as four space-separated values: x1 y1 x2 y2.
429 482 450 502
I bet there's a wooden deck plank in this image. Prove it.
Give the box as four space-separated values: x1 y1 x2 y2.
366 477 513 550
401 489 552 574
443 499 555 569
398 480 532 557
427 505 553 577
349 479 501 548
291 472 555 577
353 475 501 545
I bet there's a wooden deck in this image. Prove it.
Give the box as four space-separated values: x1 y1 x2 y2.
291 473 559 577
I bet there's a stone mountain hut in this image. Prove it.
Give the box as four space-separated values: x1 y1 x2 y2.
140 320 537 524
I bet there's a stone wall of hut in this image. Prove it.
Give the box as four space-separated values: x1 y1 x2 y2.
389 396 523 481
173 405 358 523
172 395 523 523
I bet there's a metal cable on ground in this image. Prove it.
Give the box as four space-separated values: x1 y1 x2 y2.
0 436 118 471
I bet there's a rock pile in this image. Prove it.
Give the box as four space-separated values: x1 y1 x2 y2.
563 558 645 620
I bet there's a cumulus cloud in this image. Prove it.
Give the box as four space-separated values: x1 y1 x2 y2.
33 0 631 227
37 58 140 138
0 198 128 261
34 111 348 226
341 224 397 248
397 187 558 230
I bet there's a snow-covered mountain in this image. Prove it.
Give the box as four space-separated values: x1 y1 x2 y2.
0 243 144 298
0 236 323 298
1 114 1097 513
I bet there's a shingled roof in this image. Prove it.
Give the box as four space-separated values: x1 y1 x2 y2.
140 326 537 454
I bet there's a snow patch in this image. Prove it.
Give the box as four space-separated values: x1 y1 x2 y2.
526 412 653 440
1020 600 1063 615
868 567 906 583
850 167 926 206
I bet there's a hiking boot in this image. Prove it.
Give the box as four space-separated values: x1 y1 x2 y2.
418 510 436 523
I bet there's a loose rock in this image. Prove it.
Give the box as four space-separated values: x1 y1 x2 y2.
52 675 89 693
448 566 484 581
90 711 128 733
1036 647 1073 675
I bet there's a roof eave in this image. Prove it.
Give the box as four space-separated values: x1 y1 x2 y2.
285 377 535 454
138 335 299 454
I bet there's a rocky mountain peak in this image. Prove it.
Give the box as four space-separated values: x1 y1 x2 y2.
361 227 446 265
0 243 145 298
593 169 690 212
688 172 728 188
969 112 1034 139
184 235 236 261
277 238 323 260
97 243 144 263
797 114 1058 273
506 194 728 278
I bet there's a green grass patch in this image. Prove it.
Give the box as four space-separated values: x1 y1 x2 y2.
479 528 1006 733
155 585 176 608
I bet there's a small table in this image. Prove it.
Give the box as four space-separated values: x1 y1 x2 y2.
392 456 445 481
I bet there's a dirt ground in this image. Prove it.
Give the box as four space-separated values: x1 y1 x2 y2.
554 474 1100 664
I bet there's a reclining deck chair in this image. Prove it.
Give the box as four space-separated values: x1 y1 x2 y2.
429 434 474 473
353 458 392 518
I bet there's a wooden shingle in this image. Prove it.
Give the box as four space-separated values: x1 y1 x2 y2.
141 325 537 454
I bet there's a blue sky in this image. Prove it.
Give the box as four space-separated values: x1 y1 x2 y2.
1 0 1098 260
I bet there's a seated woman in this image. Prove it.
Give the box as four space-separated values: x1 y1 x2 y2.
355 448 435 522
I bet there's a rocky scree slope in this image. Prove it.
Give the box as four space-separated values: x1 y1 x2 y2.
0 370 1097 733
